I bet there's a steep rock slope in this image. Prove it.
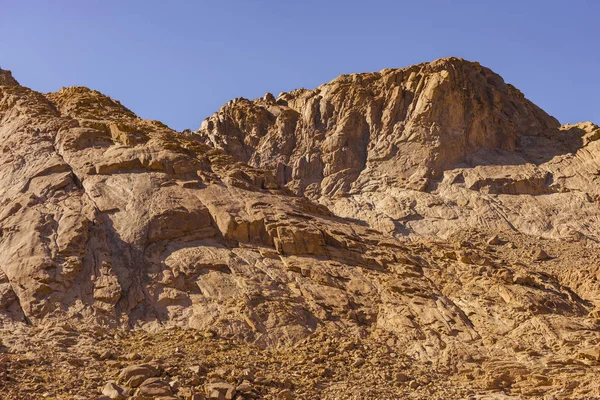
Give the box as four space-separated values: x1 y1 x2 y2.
197 57 600 242
1 59 600 399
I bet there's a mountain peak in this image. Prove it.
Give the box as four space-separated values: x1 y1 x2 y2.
46 85 138 121
197 58 560 198
0 68 20 86
2 58 600 399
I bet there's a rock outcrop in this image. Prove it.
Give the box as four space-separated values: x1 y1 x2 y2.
197 57 600 242
1 58 600 399
0 68 19 86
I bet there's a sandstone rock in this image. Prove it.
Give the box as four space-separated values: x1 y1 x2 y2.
205 381 236 400
123 352 141 361
118 364 159 388
351 358 365 368
189 364 206 375
207 368 228 382
98 350 115 361
533 249 550 261
1 58 600 400
101 382 125 399
395 372 409 383
235 380 253 393
577 348 600 362
134 378 174 399
0 69 19 86
277 389 294 400
457 251 473 264
487 235 503 245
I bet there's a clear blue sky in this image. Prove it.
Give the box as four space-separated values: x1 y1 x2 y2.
1 1 598 131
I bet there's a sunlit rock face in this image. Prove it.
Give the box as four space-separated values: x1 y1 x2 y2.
2 57 600 398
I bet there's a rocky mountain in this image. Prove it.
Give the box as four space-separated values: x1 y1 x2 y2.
197 57 600 241
1 58 600 399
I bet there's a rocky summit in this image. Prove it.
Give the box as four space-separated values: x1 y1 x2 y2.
1 58 599 399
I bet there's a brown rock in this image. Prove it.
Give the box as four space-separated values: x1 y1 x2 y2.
351 358 365 368
134 378 173 399
1 58 600 400
578 348 600 362
0 68 19 86
235 380 253 393
487 235 503 245
277 389 294 400
118 364 159 388
533 249 550 261
101 382 125 399
457 251 473 264
205 381 236 400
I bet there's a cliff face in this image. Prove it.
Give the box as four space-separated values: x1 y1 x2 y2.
197 57 561 190
197 57 600 242
2 58 600 398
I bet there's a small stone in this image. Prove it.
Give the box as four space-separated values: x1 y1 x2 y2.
124 352 141 361
105 360 121 368
205 381 236 400
534 249 550 261
395 372 409 382
207 367 228 381
236 368 254 381
487 235 502 245
409 380 419 389
277 389 294 400
254 375 271 385
443 251 457 260
98 350 114 361
351 358 365 367
102 381 125 399
236 380 253 393
577 347 600 361
169 376 181 391
263 93 276 103
118 364 159 388
189 365 204 374
67 358 85 367
179 388 206 400
134 378 173 399
457 251 473 264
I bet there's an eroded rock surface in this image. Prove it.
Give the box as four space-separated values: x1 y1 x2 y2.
1 58 600 399
197 57 600 242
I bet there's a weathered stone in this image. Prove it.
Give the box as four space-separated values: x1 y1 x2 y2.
204 381 236 400
487 235 503 245
134 378 173 399
101 382 125 400
1 57 600 399
277 389 294 400
235 380 253 393
533 249 550 261
118 364 159 388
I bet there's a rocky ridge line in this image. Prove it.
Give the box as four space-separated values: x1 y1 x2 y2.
0 58 600 399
